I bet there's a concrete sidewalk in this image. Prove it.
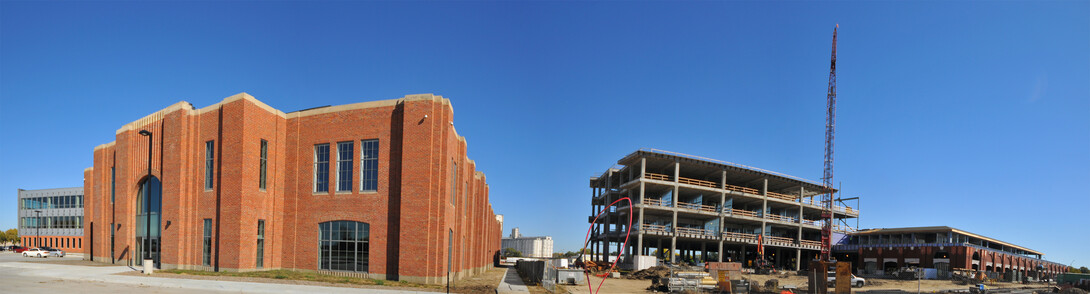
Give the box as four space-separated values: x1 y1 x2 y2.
0 260 433 293
496 266 530 293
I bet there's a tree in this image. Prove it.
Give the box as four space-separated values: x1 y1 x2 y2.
1080 266 1089 274
1069 267 1081 273
503 247 522 257
1 228 16 244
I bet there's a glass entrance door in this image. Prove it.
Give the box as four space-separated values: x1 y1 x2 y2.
135 176 161 268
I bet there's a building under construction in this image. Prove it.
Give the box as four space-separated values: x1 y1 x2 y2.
588 149 859 271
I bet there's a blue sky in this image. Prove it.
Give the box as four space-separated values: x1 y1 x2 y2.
1 1 1087 266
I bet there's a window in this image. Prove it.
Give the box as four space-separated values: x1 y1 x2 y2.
360 139 378 192
319 221 369 272
203 219 212 266
259 140 268 190
451 161 457 205
336 141 353 192
256 220 265 269
448 230 453 272
314 144 330 192
205 141 215 190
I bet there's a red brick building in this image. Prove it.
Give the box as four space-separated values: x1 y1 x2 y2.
82 93 502 284
833 226 1066 282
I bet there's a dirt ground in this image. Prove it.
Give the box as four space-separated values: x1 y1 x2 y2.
561 275 654 294
451 266 507 293
556 272 1043 293
742 273 1040 292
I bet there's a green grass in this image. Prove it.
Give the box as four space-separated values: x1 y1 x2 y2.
158 269 437 289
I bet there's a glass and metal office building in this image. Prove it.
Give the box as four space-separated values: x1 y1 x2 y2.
17 187 85 252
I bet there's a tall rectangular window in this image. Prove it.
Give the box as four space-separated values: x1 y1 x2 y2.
448 230 453 272
110 166 114 203
451 161 457 205
256 220 265 269
205 141 215 190
259 140 268 190
203 219 212 266
336 141 353 192
314 144 330 192
359 139 378 192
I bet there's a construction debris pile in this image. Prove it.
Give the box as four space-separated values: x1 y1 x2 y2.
626 265 670 280
637 262 752 293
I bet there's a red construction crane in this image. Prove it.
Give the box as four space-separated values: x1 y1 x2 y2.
820 24 838 262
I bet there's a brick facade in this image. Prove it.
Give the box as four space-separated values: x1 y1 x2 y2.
82 93 502 284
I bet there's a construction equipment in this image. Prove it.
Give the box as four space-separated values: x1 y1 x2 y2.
820 23 838 262
809 24 853 294
755 235 775 274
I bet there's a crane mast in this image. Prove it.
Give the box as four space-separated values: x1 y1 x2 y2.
820 24 838 262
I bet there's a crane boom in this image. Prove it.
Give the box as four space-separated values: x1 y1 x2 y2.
820 24 838 262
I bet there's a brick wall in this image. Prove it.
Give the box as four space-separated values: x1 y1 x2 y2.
83 93 501 283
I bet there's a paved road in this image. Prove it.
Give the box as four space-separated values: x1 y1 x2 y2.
0 252 432 293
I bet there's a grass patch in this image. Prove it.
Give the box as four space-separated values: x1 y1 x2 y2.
158 269 439 289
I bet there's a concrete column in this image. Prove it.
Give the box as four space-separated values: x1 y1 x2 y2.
657 238 663 259
637 207 644 258
640 157 646 182
671 161 679 264
742 244 747 267
673 161 680 208
670 237 677 263
702 242 707 262
797 186 804 268
796 248 801 270
638 162 646 258
761 178 768 237
605 171 613 263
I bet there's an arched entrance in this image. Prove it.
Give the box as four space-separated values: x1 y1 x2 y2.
135 176 161 268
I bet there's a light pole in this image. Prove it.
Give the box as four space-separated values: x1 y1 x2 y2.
34 210 41 247
138 130 152 268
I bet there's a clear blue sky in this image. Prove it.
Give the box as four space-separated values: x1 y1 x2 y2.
2 1 1087 266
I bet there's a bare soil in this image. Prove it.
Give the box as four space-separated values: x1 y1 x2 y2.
562 275 655 294
742 273 1044 293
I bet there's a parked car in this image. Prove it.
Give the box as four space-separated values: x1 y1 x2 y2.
12 246 29 253
40 246 65 257
23 248 50 258
828 272 866 287
0 245 9 251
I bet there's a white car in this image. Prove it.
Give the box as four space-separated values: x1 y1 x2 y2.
828 273 866 287
22 248 50 258
40 247 65 257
